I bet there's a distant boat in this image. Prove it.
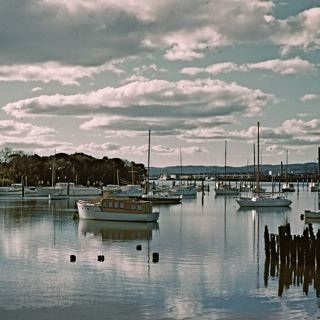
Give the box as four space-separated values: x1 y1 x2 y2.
76 197 160 222
37 182 102 197
236 122 292 208
282 150 295 192
169 184 197 197
215 183 240 195
0 183 37 197
310 182 320 192
236 194 292 207
48 194 69 200
304 209 320 219
215 140 240 195
142 130 182 205
282 183 295 192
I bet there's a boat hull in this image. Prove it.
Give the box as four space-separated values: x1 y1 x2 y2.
77 201 159 222
215 188 240 195
236 196 292 207
304 210 320 219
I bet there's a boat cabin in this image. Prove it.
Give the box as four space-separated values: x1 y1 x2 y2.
100 198 153 213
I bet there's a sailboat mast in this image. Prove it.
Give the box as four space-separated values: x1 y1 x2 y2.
257 122 260 191
180 148 182 185
224 140 227 177
51 152 56 187
146 129 151 194
286 149 288 184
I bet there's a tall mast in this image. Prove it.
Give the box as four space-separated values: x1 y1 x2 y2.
51 151 56 187
257 122 260 191
224 140 227 177
180 148 182 184
286 149 288 183
146 129 151 194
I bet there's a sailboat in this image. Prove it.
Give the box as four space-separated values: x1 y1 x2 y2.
236 122 292 207
169 149 197 197
141 130 182 204
282 150 295 192
214 140 240 195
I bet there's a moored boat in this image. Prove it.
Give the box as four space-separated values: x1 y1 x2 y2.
76 197 160 222
141 192 182 204
236 122 291 208
215 183 240 195
169 185 197 197
236 194 292 207
282 183 295 192
304 209 320 219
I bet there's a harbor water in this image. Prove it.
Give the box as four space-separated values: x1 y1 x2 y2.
1 182 320 319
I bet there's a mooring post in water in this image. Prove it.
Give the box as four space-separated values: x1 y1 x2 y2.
264 226 270 258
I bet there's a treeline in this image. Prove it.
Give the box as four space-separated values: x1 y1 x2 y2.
0 148 146 187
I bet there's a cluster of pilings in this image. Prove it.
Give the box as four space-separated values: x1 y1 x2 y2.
264 223 320 297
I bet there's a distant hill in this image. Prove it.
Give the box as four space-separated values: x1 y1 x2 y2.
150 162 319 176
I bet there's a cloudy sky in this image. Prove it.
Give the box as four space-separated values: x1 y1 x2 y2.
0 0 319 167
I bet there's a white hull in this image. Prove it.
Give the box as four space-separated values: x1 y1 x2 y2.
37 185 102 196
215 188 240 195
0 186 37 197
48 194 69 200
169 186 197 197
77 201 159 222
236 195 292 207
305 210 320 219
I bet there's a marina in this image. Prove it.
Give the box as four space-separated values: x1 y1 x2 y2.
0 181 320 319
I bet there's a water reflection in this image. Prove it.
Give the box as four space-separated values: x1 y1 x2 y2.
237 206 292 215
78 220 159 241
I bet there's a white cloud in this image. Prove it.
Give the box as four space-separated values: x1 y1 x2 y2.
300 94 320 102
0 61 124 85
3 79 274 122
181 57 316 76
31 87 43 92
247 57 316 75
0 120 56 137
271 8 320 51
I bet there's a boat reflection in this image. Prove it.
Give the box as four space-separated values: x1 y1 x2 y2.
78 219 159 241
237 206 292 214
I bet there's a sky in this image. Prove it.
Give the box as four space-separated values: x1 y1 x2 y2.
0 0 319 168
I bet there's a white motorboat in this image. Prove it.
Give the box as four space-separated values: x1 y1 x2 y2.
76 197 160 222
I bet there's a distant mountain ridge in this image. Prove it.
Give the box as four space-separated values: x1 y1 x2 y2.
150 162 319 176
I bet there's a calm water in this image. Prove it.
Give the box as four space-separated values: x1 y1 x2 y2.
1 182 320 319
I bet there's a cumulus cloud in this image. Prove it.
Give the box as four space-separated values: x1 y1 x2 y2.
181 57 316 76
271 8 320 51
3 79 274 122
0 120 56 137
0 61 124 85
0 0 318 67
178 119 320 150
300 94 320 102
247 57 316 75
